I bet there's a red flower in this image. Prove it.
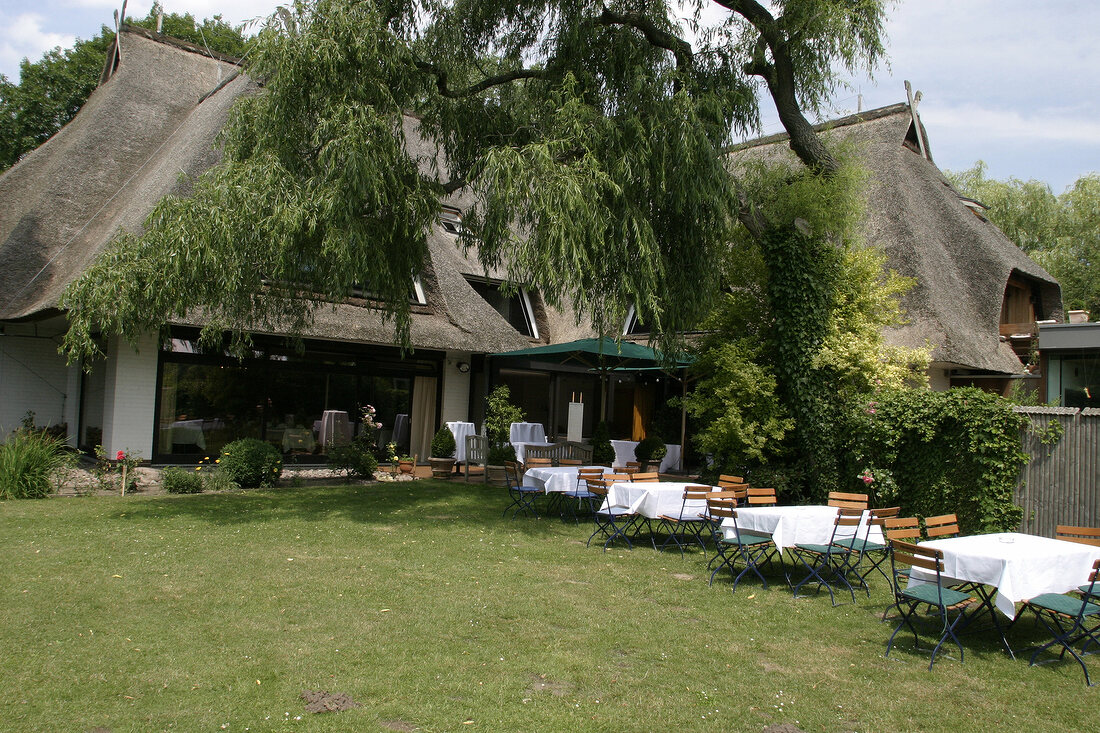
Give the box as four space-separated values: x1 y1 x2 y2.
116 450 125 461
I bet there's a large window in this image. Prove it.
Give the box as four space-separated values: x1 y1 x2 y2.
155 330 440 461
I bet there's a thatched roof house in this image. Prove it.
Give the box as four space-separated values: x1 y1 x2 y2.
0 27 595 459
727 102 1062 388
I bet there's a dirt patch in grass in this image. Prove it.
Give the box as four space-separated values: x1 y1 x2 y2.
670 573 694 581
300 689 361 714
379 720 418 732
525 673 572 697
762 725 806 733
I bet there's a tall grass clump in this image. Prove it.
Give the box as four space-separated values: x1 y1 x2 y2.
0 430 72 499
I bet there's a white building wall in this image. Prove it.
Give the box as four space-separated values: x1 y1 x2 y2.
0 334 70 435
441 352 472 425
927 365 952 392
100 334 159 459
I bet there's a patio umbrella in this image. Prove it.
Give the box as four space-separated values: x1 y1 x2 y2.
491 336 692 435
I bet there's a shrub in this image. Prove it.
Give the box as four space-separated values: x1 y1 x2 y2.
328 442 379 481
634 435 667 463
162 466 204 494
487 442 516 465
218 438 283 488
201 468 239 492
843 387 1028 533
0 430 72 499
430 426 456 458
590 421 615 465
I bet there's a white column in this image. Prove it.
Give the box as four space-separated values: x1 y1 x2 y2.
101 333 159 459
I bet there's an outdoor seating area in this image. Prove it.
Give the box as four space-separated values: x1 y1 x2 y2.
511 458 1100 686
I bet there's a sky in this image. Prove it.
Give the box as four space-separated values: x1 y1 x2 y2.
1 0 1097 194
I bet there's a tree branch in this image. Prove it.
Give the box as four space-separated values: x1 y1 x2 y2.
414 60 545 98
596 9 694 70
719 0 839 176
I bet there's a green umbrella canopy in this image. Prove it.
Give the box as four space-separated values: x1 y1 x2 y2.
492 337 691 371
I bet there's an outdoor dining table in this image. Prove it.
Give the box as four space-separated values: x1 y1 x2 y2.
446 421 476 463
720 505 883 554
909 532 1100 620
523 465 605 494
602 481 712 520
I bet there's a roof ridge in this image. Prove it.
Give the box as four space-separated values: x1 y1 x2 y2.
119 23 244 67
728 102 911 153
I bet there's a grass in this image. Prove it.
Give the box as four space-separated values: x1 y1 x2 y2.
1 480 1097 732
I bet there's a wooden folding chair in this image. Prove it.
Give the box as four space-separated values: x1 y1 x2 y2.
745 487 778 506
834 506 899 588
558 458 583 466
586 474 636 551
704 500 775 593
1025 559 1100 685
631 472 660 483
880 516 922 621
653 485 711 556
718 474 744 485
886 540 978 670
1056 526 1100 547
503 461 541 519
827 491 869 511
789 508 864 605
923 514 960 539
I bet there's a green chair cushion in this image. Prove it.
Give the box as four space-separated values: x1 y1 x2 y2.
900 583 972 608
722 534 773 548
1029 592 1100 618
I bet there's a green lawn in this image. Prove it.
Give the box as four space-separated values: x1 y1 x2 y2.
1 481 1096 732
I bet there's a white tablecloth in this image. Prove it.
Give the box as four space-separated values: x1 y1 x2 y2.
510 422 547 444
609 440 682 473
603 481 712 520
722 505 882 553
168 419 206 450
524 466 606 494
512 441 555 463
909 532 1100 618
447 422 476 462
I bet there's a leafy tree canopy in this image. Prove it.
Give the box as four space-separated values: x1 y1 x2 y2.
0 3 250 171
947 161 1100 317
60 0 891 363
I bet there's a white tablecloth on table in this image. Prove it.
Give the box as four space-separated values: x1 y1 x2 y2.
447 421 476 462
319 410 352 447
603 481 713 520
510 440 554 462
609 440 682 473
722 505 882 553
524 465 606 494
909 533 1100 618
168 420 206 450
510 422 547 444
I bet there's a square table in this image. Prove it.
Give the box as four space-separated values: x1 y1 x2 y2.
523 465 606 494
722 505 882 553
603 481 712 520
909 532 1100 619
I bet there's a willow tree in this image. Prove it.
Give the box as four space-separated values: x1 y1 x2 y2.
61 0 890 362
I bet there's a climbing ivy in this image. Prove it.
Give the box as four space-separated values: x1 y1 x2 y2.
844 387 1029 533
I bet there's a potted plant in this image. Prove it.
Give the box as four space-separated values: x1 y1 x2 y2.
634 435 667 473
429 426 457 478
483 385 525 486
386 442 415 475
590 420 615 466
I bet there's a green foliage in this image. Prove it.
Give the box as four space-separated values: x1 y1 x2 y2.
218 438 282 489
92 445 141 493
60 0 891 364
0 430 72 499
0 5 249 172
948 162 1100 317
484 385 525 447
634 436 667 463
844 388 1029 533
590 420 615 465
162 466 204 494
430 426 456 458
487 442 517 466
327 442 379 482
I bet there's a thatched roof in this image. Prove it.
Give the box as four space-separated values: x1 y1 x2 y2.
0 27 586 354
728 103 1062 375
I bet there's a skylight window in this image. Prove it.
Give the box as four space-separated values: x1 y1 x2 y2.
440 206 463 235
466 277 539 338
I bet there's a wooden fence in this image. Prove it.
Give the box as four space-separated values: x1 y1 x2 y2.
1015 406 1100 536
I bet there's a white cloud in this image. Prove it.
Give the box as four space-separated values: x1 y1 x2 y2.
926 103 1100 146
0 13 76 80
